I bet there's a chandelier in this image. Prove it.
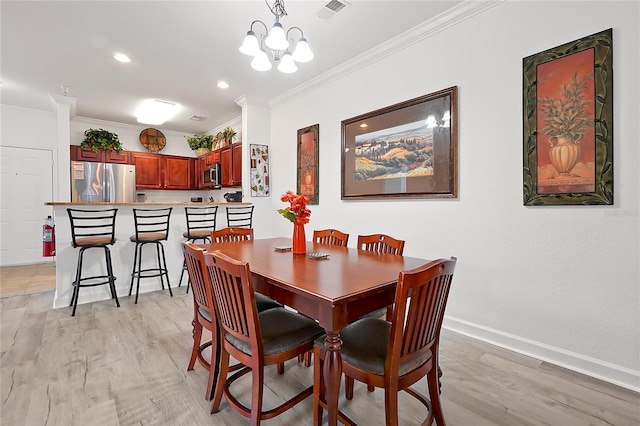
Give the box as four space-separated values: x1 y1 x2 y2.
239 0 313 73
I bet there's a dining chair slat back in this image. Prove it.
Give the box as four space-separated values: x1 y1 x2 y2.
313 229 349 247
357 233 405 255
211 227 254 243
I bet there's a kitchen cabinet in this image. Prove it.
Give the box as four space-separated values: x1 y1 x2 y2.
131 152 163 189
220 142 242 187
131 152 195 190
70 145 130 164
164 156 194 190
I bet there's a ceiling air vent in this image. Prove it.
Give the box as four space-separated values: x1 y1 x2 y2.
189 115 205 121
314 0 350 20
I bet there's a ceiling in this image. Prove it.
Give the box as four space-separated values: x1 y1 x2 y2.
1 1 464 134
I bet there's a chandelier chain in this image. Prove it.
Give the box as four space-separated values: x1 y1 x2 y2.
266 0 288 21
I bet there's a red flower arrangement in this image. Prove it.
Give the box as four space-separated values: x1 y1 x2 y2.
278 191 311 225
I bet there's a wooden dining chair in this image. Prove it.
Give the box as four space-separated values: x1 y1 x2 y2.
211 227 254 242
182 242 218 401
357 233 405 255
182 241 282 402
356 233 405 322
313 229 349 247
313 257 457 426
204 250 324 425
210 227 284 362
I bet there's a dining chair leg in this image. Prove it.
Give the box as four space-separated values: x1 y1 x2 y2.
277 362 285 375
250 364 265 425
384 383 400 426
427 366 446 425
367 384 375 392
345 376 354 400
211 350 230 413
188 317 202 371
313 346 324 426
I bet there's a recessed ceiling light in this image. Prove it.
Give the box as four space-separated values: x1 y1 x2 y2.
114 53 131 63
217 81 229 89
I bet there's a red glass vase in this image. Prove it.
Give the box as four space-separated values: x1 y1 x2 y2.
292 222 306 255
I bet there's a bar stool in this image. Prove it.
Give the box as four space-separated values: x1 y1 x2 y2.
67 208 119 317
128 207 173 304
225 205 254 228
179 206 219 292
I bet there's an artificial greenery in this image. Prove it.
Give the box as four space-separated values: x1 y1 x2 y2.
221 126 237 142
81 128 123 152
185 133 214 150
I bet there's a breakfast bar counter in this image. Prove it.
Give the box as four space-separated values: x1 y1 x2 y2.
46 202 251 310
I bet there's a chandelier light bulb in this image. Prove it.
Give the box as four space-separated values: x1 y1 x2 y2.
239 30 260 56
265 22 289 51
277 52 297 73
251 49 273 71
292 37 313 63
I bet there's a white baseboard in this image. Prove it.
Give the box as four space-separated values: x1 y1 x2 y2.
443 316 640 393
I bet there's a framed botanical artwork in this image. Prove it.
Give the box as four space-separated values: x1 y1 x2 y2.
249 144 270 197
523 28 613 206
297 124 319 205
341 87 458 200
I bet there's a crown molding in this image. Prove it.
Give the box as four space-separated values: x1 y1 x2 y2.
269 0 504 109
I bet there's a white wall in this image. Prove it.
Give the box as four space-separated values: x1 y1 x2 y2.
266 1 639 389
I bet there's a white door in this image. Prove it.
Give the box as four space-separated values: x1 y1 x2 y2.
0 146 54 266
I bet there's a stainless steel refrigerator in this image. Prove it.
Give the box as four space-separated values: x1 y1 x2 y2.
71 161 136 203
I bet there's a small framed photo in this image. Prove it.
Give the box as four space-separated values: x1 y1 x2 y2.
341 87 458 200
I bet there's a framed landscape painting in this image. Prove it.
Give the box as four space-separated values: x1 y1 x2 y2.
523 28 613 205
341 87 458 200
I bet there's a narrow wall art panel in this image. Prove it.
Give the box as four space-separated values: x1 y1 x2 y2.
250 144 270 197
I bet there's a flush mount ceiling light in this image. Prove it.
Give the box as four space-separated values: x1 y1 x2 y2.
239 0 313 73
135 99 179 125
113 53 131 63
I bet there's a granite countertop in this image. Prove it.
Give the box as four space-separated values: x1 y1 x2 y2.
46 202 251 206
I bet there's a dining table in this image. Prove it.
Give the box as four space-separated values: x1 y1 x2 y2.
203 236 430 426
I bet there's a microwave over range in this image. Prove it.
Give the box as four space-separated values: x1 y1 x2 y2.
203 163 221 188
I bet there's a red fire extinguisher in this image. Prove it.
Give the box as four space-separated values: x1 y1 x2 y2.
43 215 55 257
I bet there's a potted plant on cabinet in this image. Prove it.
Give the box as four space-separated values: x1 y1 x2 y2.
221 127 237 146
185 133 214 157
81 128 123 152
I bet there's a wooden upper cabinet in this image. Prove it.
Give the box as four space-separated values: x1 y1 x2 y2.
70 145 102 162
131 152 163 189
131 152 196 190
204 150 220 166
70 146 130 164
219 145 233 187
104 150 130 164
164 156 194 190
231 142 242 186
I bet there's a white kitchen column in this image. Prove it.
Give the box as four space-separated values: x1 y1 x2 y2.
235 95 272 237
50 94 76 201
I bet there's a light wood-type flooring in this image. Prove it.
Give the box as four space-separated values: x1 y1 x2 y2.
0 263 56 298
1 288 638 425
